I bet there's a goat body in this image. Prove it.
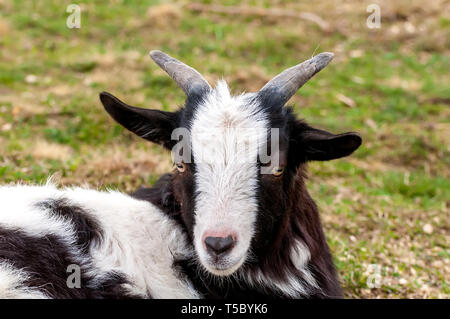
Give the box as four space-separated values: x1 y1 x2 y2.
0 183 198 298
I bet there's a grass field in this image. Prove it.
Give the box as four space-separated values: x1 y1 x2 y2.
0 0 448 298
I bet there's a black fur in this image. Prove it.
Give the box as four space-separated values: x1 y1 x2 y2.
100 92 181 149
36 198 102 254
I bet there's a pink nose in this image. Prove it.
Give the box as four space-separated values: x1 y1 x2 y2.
203 232 237 256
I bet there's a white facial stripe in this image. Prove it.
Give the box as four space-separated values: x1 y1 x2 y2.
190 81 269 275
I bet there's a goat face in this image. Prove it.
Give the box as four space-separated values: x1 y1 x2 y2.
100 51 362 277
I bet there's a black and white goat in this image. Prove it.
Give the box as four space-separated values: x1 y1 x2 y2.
0 51 361 299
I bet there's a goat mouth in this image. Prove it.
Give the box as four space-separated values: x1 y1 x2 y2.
203 255 245 276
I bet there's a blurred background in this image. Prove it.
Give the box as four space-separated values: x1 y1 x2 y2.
0 0 448 298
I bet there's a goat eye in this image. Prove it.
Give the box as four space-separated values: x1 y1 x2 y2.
272 166 284 177
175 162 186 173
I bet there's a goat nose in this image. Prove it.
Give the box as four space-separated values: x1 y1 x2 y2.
204 235 235 256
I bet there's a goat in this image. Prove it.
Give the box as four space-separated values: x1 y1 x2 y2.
0 50 361 299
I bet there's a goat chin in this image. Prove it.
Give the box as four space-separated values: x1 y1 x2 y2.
201 255 246 277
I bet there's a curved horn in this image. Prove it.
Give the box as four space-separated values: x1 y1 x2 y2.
149 50 211 96
258 52 334 106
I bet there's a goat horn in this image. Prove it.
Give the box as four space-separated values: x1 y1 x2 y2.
149 50 211 96
258 52 334 106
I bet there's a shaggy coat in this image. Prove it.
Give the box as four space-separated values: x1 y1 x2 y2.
0 184 198 298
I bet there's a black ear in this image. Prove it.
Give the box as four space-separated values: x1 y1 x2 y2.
100 92 178 149
291 123 362 162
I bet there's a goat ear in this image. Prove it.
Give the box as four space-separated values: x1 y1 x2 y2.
291 124 362 162
100 92 178 149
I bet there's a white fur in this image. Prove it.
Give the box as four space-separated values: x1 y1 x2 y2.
0 184 76 239
243 239 317 298
0 183 199 299
190 81 269 275
0 262 49 299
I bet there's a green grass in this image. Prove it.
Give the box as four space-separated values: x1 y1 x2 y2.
0 0 448 298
